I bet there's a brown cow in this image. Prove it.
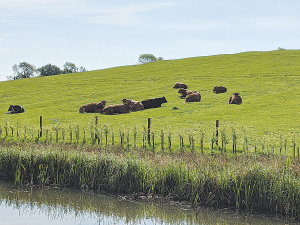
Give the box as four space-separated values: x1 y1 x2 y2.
104 103 130 115
121 99 144 112
185 92 201 102
173 82 188 89
229 93 242 104
178 88 194 98
213 86 227 94
79 100 107 113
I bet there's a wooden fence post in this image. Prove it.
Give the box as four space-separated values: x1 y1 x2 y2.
216 120 219 146
95 116 99 144
148 118 151 144
40 116 42 137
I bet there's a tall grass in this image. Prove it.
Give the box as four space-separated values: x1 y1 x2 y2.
1 142 300 218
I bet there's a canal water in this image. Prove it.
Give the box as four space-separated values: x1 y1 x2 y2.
0 182 295 225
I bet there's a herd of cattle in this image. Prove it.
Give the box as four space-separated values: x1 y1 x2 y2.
79 97 167 115
78 82 242 115
174 82 242 104
4 82 242 115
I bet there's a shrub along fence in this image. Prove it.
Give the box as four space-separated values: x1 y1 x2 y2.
0 116 299 157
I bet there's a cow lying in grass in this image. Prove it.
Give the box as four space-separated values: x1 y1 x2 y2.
79 100 107 113
104 103 130 115
121 99 144 112
213 86 227 94
5 105 25 114
178 88 194 98
185 92 201 102
141 97 167 109
229 93 242 104
173 82 188 89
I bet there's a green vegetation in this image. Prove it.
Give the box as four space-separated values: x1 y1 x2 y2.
1 142 300 218
138 53 163 64
7 61 87 80
1 50 300 154
1 50 300 218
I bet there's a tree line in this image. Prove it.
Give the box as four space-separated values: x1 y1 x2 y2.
8 54 163 80
7 62 87 80
137 54 163 64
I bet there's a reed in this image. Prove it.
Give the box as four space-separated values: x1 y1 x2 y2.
1 142 300 218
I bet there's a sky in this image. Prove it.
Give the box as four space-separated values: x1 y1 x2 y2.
0 0 300 81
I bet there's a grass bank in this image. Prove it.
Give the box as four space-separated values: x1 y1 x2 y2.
1 142 300 218
1 50 300 139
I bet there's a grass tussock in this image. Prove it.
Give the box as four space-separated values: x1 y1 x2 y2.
1 142 300 218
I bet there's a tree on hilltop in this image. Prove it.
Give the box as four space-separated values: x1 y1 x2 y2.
38 64 62 76
12 62 37 79
7 61 88 80
138 54 163 64
63 62 87 74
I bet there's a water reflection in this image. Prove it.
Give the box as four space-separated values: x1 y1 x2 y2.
0 182 294 225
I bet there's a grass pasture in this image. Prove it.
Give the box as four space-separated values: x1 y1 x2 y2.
0 50 300 153
2 50 300 219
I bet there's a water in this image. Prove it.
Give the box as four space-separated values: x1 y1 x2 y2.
0 182 295 225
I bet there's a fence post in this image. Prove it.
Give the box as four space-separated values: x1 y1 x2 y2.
40 116 42 137
148 118 151 144
216 120 219 146
95 116 99 144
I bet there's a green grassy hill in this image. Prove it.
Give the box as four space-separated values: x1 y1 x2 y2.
1 50 300 147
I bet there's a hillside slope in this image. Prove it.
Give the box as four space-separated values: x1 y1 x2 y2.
1 50 300 138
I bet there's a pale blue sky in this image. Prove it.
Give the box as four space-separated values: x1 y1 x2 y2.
1 0 300 81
